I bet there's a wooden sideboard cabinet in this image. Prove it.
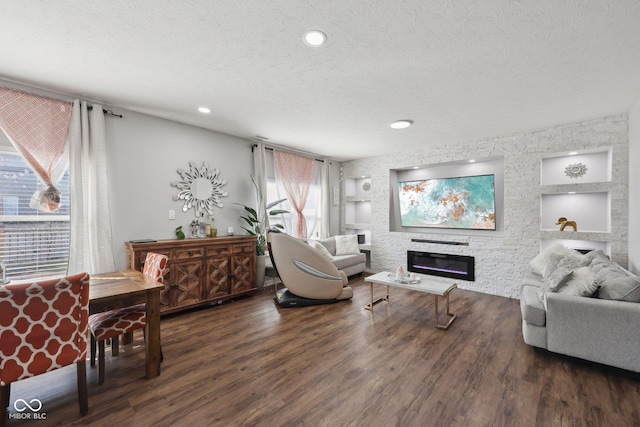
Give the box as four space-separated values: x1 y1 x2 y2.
125 236 257 314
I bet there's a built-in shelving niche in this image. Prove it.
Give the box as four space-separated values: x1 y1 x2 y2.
540 147 612 255
344 176 371 245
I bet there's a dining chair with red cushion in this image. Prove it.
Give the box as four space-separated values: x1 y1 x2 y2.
0 272 91 423
88 252 168 385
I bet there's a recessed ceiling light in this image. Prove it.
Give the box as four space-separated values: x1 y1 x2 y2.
304 30 326 47
469 159 476 163
390 120 413 129
568 151 578 155
412 166 419 169
198 107 211 114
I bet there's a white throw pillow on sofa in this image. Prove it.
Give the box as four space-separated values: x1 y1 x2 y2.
335 235 360 255
308 240 334 260
557 266 598 297
530 243 587 278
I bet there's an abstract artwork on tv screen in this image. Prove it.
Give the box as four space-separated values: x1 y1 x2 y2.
398 174 496 230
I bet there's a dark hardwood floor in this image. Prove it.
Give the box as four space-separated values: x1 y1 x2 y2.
5 275 640 426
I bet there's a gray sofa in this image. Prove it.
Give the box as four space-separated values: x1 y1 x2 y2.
520 244 640 372
309 236 366 277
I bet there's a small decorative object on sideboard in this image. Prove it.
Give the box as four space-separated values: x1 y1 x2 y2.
198 213 207 238
395 265 405 280
564 162 588 179
207 216 217 237
190 219 200 238
175 226 185 240
556 217 578 231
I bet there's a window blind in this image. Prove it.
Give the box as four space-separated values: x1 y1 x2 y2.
0 150 70 281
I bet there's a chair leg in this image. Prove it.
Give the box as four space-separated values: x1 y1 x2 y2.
111 335 119 357
98 340 106 385
1 383 10 427
76 360 89 415
122 331 134 345
90 335 97 367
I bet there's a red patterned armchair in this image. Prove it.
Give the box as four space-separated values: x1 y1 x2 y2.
88 252 168 385
0 273 91 423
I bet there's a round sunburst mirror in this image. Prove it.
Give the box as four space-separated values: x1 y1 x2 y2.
564 162 588 179
171 161 228 217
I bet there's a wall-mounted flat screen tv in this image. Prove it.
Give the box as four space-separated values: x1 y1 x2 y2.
398 174 496 230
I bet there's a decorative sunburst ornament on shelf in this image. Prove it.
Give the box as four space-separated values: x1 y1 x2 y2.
171 161 228 217
564 162 588 179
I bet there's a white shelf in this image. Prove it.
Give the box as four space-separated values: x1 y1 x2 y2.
540 230 611 240
344 176 372 199
540 148 611 186
345 196 371 203
540 192 610 233
540 238 610 256
345 223 370 230
343 176 372 245
539 147 612 252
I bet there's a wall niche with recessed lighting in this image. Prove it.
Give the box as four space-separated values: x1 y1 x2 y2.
539 147 612 254
344 175 372 243
388 156 505 235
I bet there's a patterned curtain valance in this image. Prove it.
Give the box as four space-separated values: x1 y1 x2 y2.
0 87 73 212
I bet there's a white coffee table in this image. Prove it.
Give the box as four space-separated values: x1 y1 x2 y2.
364 271 457 329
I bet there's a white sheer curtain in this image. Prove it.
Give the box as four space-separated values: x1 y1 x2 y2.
67 101 115 274
320 160 331 238
252 142 269 230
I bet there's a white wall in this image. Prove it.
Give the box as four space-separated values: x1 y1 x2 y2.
104 109 255 269
629 97 640 274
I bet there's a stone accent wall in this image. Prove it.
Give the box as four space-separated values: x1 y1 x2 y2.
342 115 628 298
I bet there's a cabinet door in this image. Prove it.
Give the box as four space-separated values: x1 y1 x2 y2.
205 255 230 300
170 260 203 308
159 264 172 310
230 253 254 294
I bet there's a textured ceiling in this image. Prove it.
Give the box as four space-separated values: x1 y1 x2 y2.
1 1 639 160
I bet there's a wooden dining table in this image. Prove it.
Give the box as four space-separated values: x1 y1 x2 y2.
89 269 164 379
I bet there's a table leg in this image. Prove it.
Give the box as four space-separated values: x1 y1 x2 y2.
364 282 389 311
434 291 456 330
145 289 162 378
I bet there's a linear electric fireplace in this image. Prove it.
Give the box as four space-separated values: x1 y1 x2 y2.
407 251 475 281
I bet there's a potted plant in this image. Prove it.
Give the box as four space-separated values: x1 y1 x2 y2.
235 176 288 289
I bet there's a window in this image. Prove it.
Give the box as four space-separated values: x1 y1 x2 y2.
0 149 70 281
266 166 323 239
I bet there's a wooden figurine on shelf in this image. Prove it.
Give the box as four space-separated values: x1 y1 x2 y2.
556 217 578 231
